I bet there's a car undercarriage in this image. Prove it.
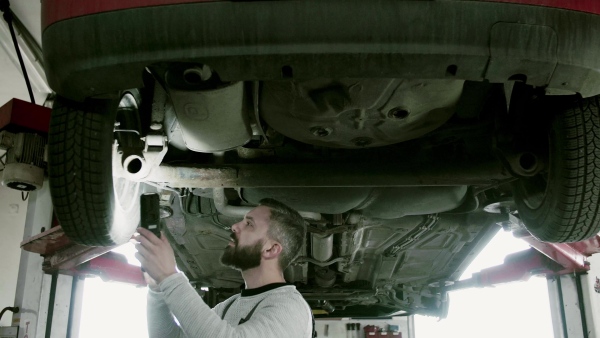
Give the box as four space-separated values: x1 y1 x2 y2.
40 0 600 318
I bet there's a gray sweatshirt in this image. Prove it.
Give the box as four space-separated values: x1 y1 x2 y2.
147 273 313 338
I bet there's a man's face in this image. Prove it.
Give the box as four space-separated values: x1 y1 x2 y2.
220 206 271 271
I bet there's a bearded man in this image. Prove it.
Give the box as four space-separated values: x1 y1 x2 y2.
134 198 314 338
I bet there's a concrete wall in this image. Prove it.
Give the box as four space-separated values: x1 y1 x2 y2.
0 177 29 326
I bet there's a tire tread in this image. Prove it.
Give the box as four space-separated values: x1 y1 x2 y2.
48 100 115 246
549 96 600 241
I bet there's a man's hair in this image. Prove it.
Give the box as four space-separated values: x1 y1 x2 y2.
259 198 306 270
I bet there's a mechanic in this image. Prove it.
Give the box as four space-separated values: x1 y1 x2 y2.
134 198 314 338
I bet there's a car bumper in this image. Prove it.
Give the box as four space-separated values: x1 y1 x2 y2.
43 0 600 99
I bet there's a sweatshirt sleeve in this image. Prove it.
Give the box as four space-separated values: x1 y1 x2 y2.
159 273 311 338
147 288 184 338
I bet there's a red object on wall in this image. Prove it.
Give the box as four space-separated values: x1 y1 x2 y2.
378 332 402 338
379 331 402 338
364 331 402 338
364 325 378 332
0 98 51 133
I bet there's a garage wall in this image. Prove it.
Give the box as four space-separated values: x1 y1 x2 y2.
315 317 413 338
0 0 49 107
1 1 52 328
0 180 29 327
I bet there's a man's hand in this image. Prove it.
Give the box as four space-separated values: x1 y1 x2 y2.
144 272 160 292
133 228 178 284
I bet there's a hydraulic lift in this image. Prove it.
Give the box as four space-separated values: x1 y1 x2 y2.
0 98 145 338
447 230 600 338
3 185 600 338
1 185 147 338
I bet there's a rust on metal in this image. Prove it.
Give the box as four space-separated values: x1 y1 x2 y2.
515 231 597 274
21 225 118 273
146 160 511 188
20 226 72 256
146 165 238 187
42 243 117 273
567 234 600 256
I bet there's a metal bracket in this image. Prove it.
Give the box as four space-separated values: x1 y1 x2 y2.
115 132 168 181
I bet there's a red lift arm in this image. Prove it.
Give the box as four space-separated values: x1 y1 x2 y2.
449 232 600 291
20 220 600 289
21 225 146 287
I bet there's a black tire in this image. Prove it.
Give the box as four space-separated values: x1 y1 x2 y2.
515 95 600 243
48 95 143 246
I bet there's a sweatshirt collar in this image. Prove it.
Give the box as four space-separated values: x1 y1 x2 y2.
241 283 289 297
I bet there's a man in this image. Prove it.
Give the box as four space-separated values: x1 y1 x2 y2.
134 198 314 338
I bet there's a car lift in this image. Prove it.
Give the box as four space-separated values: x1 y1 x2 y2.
3 186 146 338
5 188 600 338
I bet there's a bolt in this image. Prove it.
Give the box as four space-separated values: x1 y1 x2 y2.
388 108 410 119
352 137 373 147
160 206 174 218
499 206 511 214
183 65 212 84
310 126 332 137
499 221 512 232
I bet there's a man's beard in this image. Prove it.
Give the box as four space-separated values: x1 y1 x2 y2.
220 236 264 271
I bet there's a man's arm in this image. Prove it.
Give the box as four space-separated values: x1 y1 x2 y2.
160 274 311 338
134 229 182 337
134 228 311 337
146 274 233 338
147 289 183 338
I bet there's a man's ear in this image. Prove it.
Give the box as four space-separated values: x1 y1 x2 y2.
263 241 283 260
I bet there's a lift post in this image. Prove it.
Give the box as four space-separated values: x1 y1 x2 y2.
9 184 78 338
547 253 600 338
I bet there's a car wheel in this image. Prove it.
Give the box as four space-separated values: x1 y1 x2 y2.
514 95 600 242
48 93 145 246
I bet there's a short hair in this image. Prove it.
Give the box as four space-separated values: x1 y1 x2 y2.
259 198 306 270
